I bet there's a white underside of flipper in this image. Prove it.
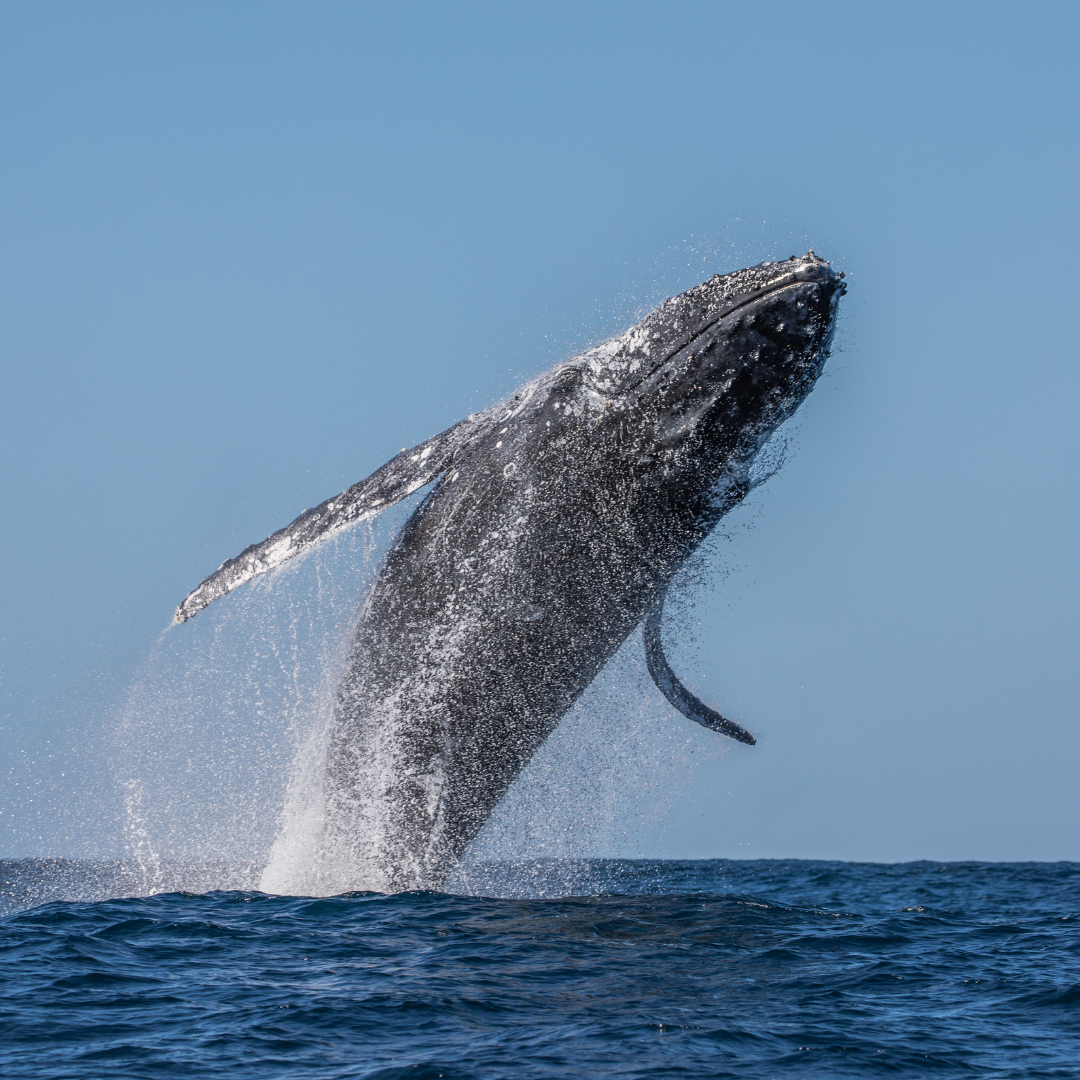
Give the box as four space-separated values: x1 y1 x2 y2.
175 407 504 623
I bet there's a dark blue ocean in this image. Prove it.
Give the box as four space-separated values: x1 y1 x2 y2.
2 859 1078 1078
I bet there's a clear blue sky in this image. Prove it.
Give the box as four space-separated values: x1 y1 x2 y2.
1 1 1077 862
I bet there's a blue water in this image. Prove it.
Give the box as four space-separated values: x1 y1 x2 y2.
2 860 1078 1078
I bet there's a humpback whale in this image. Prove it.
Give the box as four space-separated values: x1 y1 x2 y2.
176 252 845 890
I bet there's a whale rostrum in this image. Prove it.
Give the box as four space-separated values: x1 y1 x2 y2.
177 253 845 890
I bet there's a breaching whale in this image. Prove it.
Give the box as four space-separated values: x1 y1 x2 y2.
176 252 845 890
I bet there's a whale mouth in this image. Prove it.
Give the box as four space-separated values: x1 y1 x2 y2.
588 256 844 396
660 258 838 367
640 276 835 391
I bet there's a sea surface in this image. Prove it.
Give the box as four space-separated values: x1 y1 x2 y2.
1 859 1078 1078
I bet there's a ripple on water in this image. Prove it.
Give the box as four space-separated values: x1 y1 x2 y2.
1 859 1079 1078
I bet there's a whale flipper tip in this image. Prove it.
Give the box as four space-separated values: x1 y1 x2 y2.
643 600 756 746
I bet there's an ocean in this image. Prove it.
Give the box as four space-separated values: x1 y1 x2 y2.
1 859 1078 1078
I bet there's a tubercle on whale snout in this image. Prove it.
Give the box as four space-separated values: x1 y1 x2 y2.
581 254 842 401
616 295 836 460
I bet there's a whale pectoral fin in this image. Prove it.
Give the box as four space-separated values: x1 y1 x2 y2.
643 600 756 745
175 408 500 623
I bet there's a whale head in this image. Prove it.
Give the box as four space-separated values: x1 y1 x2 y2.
582 252 845 488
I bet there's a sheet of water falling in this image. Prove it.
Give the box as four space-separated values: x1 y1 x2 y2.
111 489 736 899
113 507 390 893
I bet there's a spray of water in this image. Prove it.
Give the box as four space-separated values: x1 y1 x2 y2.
111 494 733 898
112 514 388 894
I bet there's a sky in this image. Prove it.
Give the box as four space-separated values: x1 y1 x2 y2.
1 1 1077 863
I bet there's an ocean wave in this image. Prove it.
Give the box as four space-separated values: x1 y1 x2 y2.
2 860 1079 1078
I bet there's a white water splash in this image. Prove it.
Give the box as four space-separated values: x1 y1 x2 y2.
115 491 735 899
113 516 390 889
